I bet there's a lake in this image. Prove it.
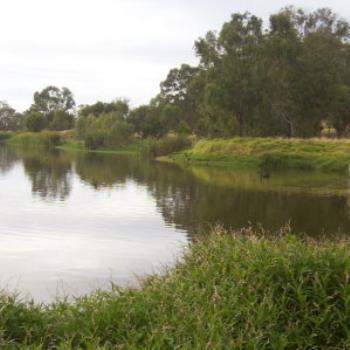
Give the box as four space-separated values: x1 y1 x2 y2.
1 144 350 302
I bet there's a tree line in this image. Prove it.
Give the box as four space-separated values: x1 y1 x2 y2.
1 6 350 140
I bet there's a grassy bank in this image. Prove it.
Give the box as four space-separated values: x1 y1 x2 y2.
0 131 13 143
172 137 350 173
58 134 191 157
7 131 63 149
5 132 350 173
1 229 350 348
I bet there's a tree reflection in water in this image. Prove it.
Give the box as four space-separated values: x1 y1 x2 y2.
10 147 73 201
3 144 350 237
0 145 21 175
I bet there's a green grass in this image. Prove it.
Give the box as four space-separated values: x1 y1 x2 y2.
172 137 350 172
58 139 143 155
7 131 62 149
0 131 14 142
1 229 350 348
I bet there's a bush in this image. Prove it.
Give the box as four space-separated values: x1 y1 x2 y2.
8 131 62 148
84 131 106 149
39 131 62 148
146 134 192 157
49 110 74 131
107 121 134 147
76 113 135 150
0 131 13 142
25 112 47 132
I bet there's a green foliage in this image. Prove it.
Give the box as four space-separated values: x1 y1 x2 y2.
1 232 350 348
76 112 134 150
125 7 350 139
0 101 24 131
25 112 48 132
136 135 189 158
78 99 129 118
145 134 192 157
174 137 350 172
23 86 76 132
8 131 62 149
0 131 13 142
31 86 75 115
128 103 167 138
49 110 74 131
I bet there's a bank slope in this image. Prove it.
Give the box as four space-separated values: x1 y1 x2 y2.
1 231 350 348
172 137 350 172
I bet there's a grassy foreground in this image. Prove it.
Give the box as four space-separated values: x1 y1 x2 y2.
172 137 350 172
1 230 350 349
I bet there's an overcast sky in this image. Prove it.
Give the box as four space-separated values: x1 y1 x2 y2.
1 0 349 111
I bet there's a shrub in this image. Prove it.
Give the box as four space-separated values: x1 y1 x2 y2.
0 131 13 142
84 131 106 149
25 112 47 132
8 131 62 148
49 110 74 131
147 134 192 157
76 113 135 150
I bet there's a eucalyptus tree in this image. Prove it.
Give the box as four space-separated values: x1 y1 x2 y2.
26 86 76 131
0 101 23 131
195 13 264 136
160 64 203 132
31 86 75 115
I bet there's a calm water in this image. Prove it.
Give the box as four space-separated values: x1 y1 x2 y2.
1 145 350 301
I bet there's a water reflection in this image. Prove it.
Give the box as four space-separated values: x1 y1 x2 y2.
2 144 350 301
3 145 350 237
22 149 73 200
0 146 20 174
74 152 350 236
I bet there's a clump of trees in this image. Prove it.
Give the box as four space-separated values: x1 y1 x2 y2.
1 7 350 141
25 86 75 132
76 99 134 149
0 102 24 131
145 7 350 138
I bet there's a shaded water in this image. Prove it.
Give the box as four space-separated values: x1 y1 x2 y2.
1 145 350 301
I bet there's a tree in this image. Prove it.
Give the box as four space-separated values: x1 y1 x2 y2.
195 13 264 136
32 86 75 116
128 101 167 138
50 110 74 131
160 64 204 133
25 112 47 132
262 10 302 137
78 99 129 118
26 86 76 131
0 102 24 131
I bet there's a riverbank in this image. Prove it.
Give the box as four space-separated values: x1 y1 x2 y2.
1 229 350 348
58 140 140 155
171 137 350 173
5 132 350 173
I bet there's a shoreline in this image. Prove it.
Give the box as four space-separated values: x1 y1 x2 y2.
5 132 350 173
1 230 350 348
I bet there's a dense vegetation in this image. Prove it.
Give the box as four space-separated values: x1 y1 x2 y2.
1 7 350 144
173 137 350 172
7 131 62 149
0 230 349 348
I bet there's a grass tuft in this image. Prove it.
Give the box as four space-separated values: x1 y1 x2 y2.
0 131 14 142
7 131 62 149
1 229 350 348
